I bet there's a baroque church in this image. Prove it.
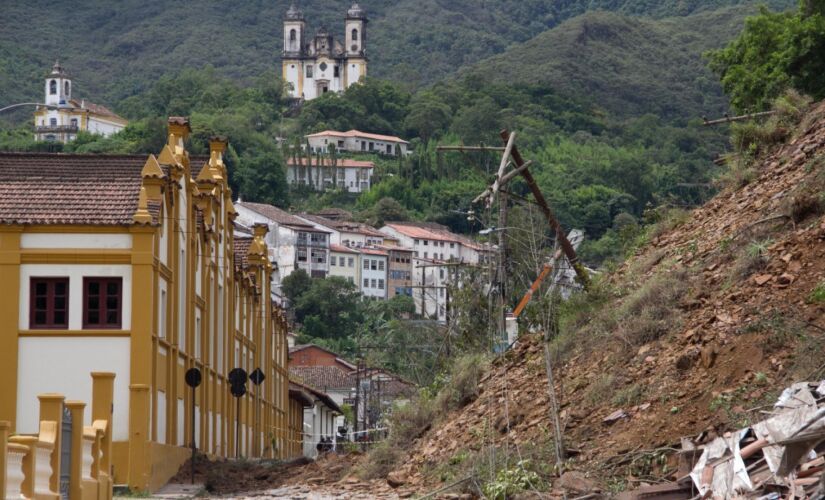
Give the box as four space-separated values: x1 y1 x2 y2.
33 61 127 143
282 3 368 101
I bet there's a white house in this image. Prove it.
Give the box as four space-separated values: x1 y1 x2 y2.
359 247 388 299
33 62 128 143
305 130 410 157
379 223 494 321
235 201 331 285
298 214 385 248
329 244 360 286
289 381 342 458
286 157 374 193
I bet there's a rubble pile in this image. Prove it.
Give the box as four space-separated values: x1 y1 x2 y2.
624 381 825 499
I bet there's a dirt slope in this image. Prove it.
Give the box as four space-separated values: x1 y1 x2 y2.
390 103 825 492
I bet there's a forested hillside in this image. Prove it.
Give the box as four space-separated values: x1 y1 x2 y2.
0 0 793 109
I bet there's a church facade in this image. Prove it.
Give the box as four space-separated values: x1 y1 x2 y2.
282 3 368 101
33 62 127 143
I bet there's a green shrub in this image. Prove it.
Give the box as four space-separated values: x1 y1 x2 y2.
482 460 541 500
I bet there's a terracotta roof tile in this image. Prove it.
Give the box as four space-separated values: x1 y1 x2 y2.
0 153 148 225
289 366 354 391
237 201 330 232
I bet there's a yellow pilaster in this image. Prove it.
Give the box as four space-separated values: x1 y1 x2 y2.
0 229 22 430
37 393 64 496
127 385 150 492
90 372 114 500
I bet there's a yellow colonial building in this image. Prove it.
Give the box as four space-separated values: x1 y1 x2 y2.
0 118 298 492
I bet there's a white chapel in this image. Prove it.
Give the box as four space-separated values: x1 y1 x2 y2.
281 3 368 101
33 62 128 143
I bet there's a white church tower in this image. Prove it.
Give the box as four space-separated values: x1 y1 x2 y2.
44 61 72 107
281 3 368 101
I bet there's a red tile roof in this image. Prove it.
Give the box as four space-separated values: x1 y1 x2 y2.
0 153 148 225
237 201 330 232
383 222 490 252
329 243 359 254
299 214 384 237
286 158 375 169
68 99 126 122
289 366 354 391
305 129 409 144
359 247 387 257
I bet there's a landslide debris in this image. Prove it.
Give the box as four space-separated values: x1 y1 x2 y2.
382 101 825 495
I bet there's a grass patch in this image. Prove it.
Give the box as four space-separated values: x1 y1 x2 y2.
808 282 825 303
612 383 646 407
614 269 689 346
585 373 616 405
730 240 770 282
434 353 489 414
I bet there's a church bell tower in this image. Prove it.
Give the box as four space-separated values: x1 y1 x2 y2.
45 61 71 107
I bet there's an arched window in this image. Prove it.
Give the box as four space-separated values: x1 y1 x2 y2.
351 28 359 42
64 81 70 95
49 80 57 95
50 118 57 126
289 29 296 41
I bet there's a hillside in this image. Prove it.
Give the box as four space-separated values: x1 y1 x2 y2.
372 101 825 494
459 6 758 120
0 0 794 113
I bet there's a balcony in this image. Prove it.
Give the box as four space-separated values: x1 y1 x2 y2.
35 125 79 134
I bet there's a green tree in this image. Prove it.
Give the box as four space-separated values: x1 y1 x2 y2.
293 277 364 340
236 153 289 207
708 1 825 111
281 269 312 304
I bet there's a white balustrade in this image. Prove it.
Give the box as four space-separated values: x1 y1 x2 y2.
81 438 94 481
5 444 27 500
34 446 52 498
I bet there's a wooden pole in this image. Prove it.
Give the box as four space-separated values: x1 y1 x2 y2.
702 110 775 126
498 130 590 288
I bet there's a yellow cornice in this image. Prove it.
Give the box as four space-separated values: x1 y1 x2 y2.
21 249 132 264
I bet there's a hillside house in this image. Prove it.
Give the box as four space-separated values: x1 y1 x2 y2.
299 214 385 248
305 130 410 156
286 157 374 193
329 243 360 285
359 247 388 299
235 201 331 283
288 380 342 458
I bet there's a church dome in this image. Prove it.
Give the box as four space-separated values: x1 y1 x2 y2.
286 3 304 20
347 2 367 19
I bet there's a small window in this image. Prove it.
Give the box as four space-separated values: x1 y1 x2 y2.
49 80 57 95
30 278 69 329
70 118 78 127
83 277 122 329
50 118 57 126
306 65 313 78
348 257 354 267
378 260 385 271
352 28 359 42
330 256 337 266
370 260 377 271
289 29 297 41
378 279 384 290
371 279 376 288
334 66 340 78
363 259 369 270
64 81 70 95
363 278 369 288
423 241 428 246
